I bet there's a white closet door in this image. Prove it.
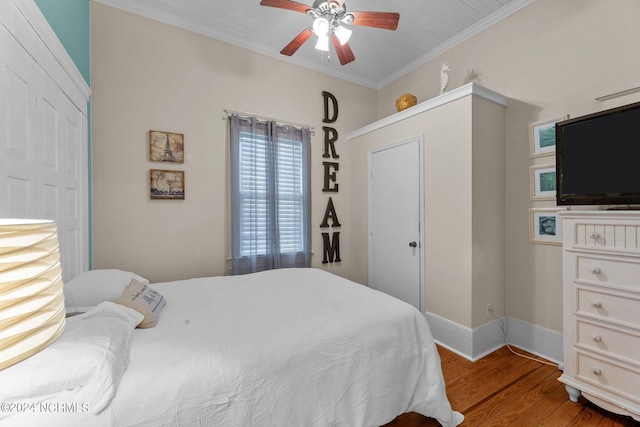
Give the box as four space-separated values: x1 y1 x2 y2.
58 94 85 278
1 1 89 281
368 137 423 311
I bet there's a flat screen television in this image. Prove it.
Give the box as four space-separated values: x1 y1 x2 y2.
556 101 640 206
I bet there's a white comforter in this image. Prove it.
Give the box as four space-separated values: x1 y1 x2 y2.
4 268 463 427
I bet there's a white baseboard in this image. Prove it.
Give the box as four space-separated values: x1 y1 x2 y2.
504 317 563 366
424 312 563 365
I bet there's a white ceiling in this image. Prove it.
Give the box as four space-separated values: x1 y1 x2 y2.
93 0 535 89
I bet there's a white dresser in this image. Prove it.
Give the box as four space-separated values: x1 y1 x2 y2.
559 211 640 422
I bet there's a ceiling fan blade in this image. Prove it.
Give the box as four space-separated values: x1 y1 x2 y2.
281 28 313 56
331 36 355 65
350 11 400 31
260 0 311 14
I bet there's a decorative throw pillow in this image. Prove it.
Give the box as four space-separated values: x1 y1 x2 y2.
114 278 166 328
64 269 150 314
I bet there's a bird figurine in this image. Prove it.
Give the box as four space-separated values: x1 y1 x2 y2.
440 63 450 95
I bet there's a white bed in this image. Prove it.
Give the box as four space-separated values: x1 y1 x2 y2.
0 268 463 427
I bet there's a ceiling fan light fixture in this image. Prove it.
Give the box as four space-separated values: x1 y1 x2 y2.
334 25 352 45
315 34 330 51
312 16 330 36
260 0 399 66
341 13 354 25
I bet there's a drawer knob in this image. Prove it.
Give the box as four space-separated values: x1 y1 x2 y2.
592 335 602 342
591 267 601 274
591 301 602 309
590 232 600 239
592 367 602 376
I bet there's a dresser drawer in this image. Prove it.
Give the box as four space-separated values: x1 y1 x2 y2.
576 256 640 291
576 352 640 403
572 221 640 255
577 288 640 329
576 319 640 365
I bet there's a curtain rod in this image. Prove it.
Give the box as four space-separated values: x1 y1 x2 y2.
223 109 315 133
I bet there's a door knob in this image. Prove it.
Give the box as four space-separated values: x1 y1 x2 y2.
409 241 417 248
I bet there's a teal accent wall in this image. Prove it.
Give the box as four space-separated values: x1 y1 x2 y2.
34 0 91 85
36 0 93 268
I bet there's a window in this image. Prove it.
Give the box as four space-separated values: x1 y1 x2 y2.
229 114 311 275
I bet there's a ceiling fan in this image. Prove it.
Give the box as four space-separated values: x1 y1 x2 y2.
260 0 400 65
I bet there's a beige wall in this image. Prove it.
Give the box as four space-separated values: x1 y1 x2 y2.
376 0 640 332
91 3 376 282
92 0 640 335
471 97 506 328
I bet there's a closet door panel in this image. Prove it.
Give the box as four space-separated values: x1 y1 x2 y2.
59 94 84 279
0 23 39 218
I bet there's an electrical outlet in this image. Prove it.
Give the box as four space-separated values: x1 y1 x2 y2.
486 304 494 317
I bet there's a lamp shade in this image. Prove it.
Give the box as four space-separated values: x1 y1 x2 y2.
334 25 352 45
312 16 330 36
315 35 330 52
0 219 65 371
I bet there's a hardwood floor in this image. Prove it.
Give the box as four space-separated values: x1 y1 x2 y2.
384 345 640 427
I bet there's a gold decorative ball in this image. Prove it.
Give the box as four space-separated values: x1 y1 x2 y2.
395 93 417 112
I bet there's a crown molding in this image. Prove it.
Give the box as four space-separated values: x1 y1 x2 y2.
93 0 537 90
375 0 537 89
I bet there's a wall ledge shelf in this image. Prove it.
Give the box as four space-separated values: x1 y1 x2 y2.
595 86 640 102
346 82 508 140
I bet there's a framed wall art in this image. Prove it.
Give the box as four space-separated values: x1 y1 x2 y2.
528 116 567 158
150 169 184 200
529 208 565 245
530 164 556 201
149 130 184 163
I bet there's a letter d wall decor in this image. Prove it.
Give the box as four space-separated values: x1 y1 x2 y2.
320 91 342 263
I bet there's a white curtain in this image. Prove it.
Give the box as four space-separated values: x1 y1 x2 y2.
229 114 311 275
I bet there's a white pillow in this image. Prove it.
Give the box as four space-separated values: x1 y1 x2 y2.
64 269 149 313
0 302 143 417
